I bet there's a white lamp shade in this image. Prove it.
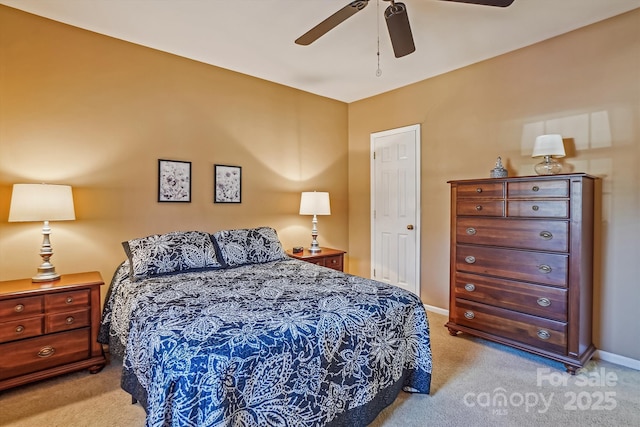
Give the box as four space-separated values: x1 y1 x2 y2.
9 184 76 222
532 134 566 158
299 191 331 216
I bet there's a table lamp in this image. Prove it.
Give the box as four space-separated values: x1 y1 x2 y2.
299 191 331 253
8 183 76 282
532 134 565 175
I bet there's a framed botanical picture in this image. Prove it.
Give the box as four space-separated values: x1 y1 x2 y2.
158 159 191 202
214 164 241 203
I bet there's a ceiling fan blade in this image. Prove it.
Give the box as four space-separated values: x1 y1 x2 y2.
439 0 515 6
385 2 415 58
295 1 369 46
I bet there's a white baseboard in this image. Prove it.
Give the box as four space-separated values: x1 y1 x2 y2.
595 349 640 371
424 304 448 316
422 304 639 371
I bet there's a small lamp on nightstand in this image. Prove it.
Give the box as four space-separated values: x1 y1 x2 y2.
8 183 76 282
299 191 331 253
532 134 566 175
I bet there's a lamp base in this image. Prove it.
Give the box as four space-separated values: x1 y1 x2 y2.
308 236 322 253
534 156 563 175
308 214 322 252
32 220 61 282
32 265 60 282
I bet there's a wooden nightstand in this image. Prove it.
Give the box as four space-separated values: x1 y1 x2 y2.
0 271 107 391
286 247 346 272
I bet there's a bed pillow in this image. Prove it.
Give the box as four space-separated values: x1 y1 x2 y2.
123 230 224 281
212 226 288 267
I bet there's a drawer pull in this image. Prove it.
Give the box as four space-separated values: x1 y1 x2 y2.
15 325 25 334
538 264 552 274
476 188 483 193
537 329 551 340
330 259 337 264
464 256 476 264
66 316 75 324
14 304 24 312
66 297 74 304
464 311 475 320
37 346 56 358
532 185 540 192
466 227 477 235
464 283 476 292
532 205 540 211
539 231 553 240
537 297 551 307
475 205 483 211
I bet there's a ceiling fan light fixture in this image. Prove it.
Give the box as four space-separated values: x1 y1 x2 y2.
441 0 515 7
385 2 415 58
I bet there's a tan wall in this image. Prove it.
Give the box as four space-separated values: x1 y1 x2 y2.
2 6 638 362
348 9 640 360
0 7 348 287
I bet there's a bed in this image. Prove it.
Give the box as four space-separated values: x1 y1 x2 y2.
99 227 432 427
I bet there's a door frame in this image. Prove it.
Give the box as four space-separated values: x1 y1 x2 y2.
370 123 421 296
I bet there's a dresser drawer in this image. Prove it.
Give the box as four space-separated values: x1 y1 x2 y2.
457 182 504 198
323 255 343 271
507 201 569 218
454 272 567 321
456 200 504 217
45 290 90 313
47 308 90 333
456 217 569 252
0 328 90 381
456 244 568 287
453 299 567 354
0 316 44 343
0 296 44 321
507 179 569 198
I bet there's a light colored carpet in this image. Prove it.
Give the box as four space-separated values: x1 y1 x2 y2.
1 311 638 426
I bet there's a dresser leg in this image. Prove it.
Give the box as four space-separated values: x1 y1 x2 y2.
89 364 105 374
447 327 459 336
564 364 578 375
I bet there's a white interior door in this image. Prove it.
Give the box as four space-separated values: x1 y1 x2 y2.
371 124 420 296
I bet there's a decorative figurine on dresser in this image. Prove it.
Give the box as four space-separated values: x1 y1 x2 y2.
445 173 598 374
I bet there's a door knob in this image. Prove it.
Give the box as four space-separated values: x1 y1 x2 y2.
407 225 414 230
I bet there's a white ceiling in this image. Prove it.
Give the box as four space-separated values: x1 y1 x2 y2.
2 0 639 102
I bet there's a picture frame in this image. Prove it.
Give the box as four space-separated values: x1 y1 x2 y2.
214 164 242 203
158 159 191 202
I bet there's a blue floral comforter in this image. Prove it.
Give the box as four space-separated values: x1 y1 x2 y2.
99 258 432 427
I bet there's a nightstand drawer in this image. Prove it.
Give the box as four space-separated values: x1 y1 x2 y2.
0 316 44 343
286 248 346 272
45 290 90 313
323 255 343 271
0 296 44 321
453 300 567 354
0 328 90 381
47 308 90 333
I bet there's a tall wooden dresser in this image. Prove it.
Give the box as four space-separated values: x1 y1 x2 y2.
446 173 597 373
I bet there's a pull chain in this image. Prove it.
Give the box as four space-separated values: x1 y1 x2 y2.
376 0 382 77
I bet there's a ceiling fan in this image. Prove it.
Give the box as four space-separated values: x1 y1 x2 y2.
295 0 516 58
